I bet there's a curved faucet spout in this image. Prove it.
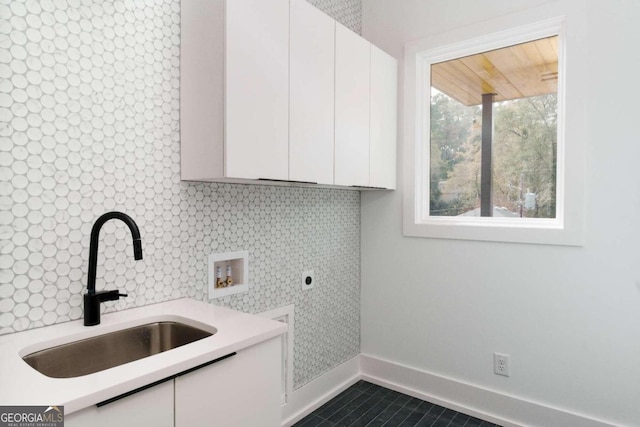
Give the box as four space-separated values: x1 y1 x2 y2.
84 211 142 326
87 211 142 295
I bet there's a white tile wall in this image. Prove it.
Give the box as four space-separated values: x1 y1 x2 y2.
0 0 361 389
309 0 361 33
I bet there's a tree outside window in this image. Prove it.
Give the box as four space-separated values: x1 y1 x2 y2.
428 36 558 219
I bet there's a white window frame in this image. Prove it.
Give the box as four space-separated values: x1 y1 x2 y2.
403 8 585 246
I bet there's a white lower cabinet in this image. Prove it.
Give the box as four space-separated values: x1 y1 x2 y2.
175 337 281 427
66 337 281 427
65 379 174 427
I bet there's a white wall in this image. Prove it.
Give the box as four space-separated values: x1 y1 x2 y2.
361 0 640 425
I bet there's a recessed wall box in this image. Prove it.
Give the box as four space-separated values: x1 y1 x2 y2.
208 251 249 299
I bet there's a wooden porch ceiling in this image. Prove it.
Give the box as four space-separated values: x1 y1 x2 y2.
431 36 559 106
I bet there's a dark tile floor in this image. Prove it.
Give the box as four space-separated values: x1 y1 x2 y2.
294 381 501 427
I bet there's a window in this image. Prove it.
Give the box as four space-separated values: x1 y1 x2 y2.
403 14 585 245
430 36 559 220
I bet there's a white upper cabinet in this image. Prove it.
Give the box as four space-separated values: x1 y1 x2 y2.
225 0 289 180
180 0 224 181
289 0 335 185
181 0 289 181
181 0 397 190
334 23 371 187
370 45 398 189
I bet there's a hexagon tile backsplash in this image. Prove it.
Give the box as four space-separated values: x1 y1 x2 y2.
0 0 361 389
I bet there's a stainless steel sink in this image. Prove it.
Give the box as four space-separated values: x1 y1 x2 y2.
22 321 215 378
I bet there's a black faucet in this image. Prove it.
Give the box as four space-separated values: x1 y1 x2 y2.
84 212 143 326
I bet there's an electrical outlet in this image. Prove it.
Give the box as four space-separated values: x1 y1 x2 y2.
494 353 510 377
301 270 314 290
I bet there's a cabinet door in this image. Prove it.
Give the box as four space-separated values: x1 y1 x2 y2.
180 0 225 181
334 23 371 187
369 45 398 189
65 380 173 427
289 0 335 185
175 338 281 427
225 0 289 180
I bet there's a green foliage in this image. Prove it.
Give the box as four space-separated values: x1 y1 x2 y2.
429 91 480 216
493 94 557 218
429 91 557 218
430 91 479 175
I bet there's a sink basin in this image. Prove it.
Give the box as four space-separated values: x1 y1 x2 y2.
22 321 215 378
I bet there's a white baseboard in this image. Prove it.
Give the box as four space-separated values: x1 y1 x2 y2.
360 354 616 427
281 355 360 427
282 354 617 427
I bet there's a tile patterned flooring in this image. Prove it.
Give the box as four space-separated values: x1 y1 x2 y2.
294 381 501 427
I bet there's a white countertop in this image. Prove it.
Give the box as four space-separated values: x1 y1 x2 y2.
0 298 287 414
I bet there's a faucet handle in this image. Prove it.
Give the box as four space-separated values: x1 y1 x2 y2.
83 290 128 326
93 290 128 302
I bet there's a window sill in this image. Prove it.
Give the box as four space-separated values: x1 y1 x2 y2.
403 215 583 246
